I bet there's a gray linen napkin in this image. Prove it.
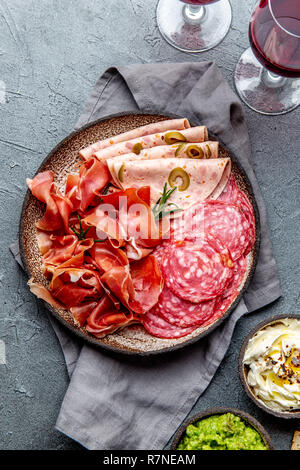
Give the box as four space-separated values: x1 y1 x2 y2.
11 62 281 450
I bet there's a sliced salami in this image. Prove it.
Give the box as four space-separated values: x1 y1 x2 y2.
218 174 239 202
156 286 216 328
235 189 256 256
201 257 248 328
222 256 248 299
183 201 252 260
151 241 170 266
218 174 256 256
201 293 236 328
142 307 196 339
160 237 234 303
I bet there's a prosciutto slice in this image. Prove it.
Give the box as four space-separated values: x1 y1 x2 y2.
89 241 128 272
28 279 64 309
111 158 231 210
39 234 77 266
79 118 190 160
30 266 103 313
27 171 73 231
53 284 100 307
101 255 163 314
78 157 111 211
70 301 98 327
94 126 208 161
65 174 80 212
51 238 95 271
85 296 137 338
83 187 161 249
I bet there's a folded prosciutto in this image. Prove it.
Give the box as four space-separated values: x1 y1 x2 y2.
85 296 138 338
94 126 208 161
82 186 161 249
108 157 231 210
101 255 163 314
26 171 73 232
79 118 190 160
26 161 164 337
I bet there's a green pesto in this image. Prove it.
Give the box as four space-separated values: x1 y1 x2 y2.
177 413 268 451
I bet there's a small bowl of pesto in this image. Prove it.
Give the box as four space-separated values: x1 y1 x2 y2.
170 407 273 450
239 314 300 419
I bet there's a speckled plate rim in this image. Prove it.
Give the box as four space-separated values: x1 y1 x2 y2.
170 406 274 450
19 110 260 356
238 314 300 419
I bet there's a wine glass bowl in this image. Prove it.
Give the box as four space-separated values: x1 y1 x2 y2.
235 0 300 115
156 0 232 53
250 0 300 78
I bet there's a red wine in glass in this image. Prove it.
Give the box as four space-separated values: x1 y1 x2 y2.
181 0 219 4
235 0 300 114
249 0 300 78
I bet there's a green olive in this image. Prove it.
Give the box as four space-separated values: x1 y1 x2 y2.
186 144 204 159
168 167 190 191
165 131 187 145
206 144 212 157
118 163 125 183
175 143 185 157
132 142 143 155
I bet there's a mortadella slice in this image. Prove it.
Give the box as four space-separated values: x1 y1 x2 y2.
106 142 219 186
110 157 231 210
79 118 190 160
110 141 218 163
209 155 232 200
94 126 208 161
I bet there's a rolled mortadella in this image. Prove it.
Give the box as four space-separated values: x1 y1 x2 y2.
109 157 231 210
79 118 190 160
109 141 218 163
106 142 218 186
94 126 208 161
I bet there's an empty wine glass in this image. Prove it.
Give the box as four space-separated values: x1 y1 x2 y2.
156 0 232 53
234 0 300 115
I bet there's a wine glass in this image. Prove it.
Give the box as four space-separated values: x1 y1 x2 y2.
234 0 300 115
156 0 232 53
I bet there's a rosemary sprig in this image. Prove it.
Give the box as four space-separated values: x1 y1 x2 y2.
70 215 107 245
152 183 182 221
70 214 91 241
101 183 111 196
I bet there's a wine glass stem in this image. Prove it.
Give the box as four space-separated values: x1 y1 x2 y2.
263 69 287 88
183 5 206 23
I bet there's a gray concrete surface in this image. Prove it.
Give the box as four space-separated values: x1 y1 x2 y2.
0 0 299 450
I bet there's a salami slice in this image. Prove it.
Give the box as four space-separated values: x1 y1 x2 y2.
183 201 252 261
201 257 248 328
142 307 196 339
235 189 256 256
151 241 170 266
218 175 256 256
160 237 234 303
201 293 236 328
222 256 247 299
156 286 216 328
218 174 239 202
